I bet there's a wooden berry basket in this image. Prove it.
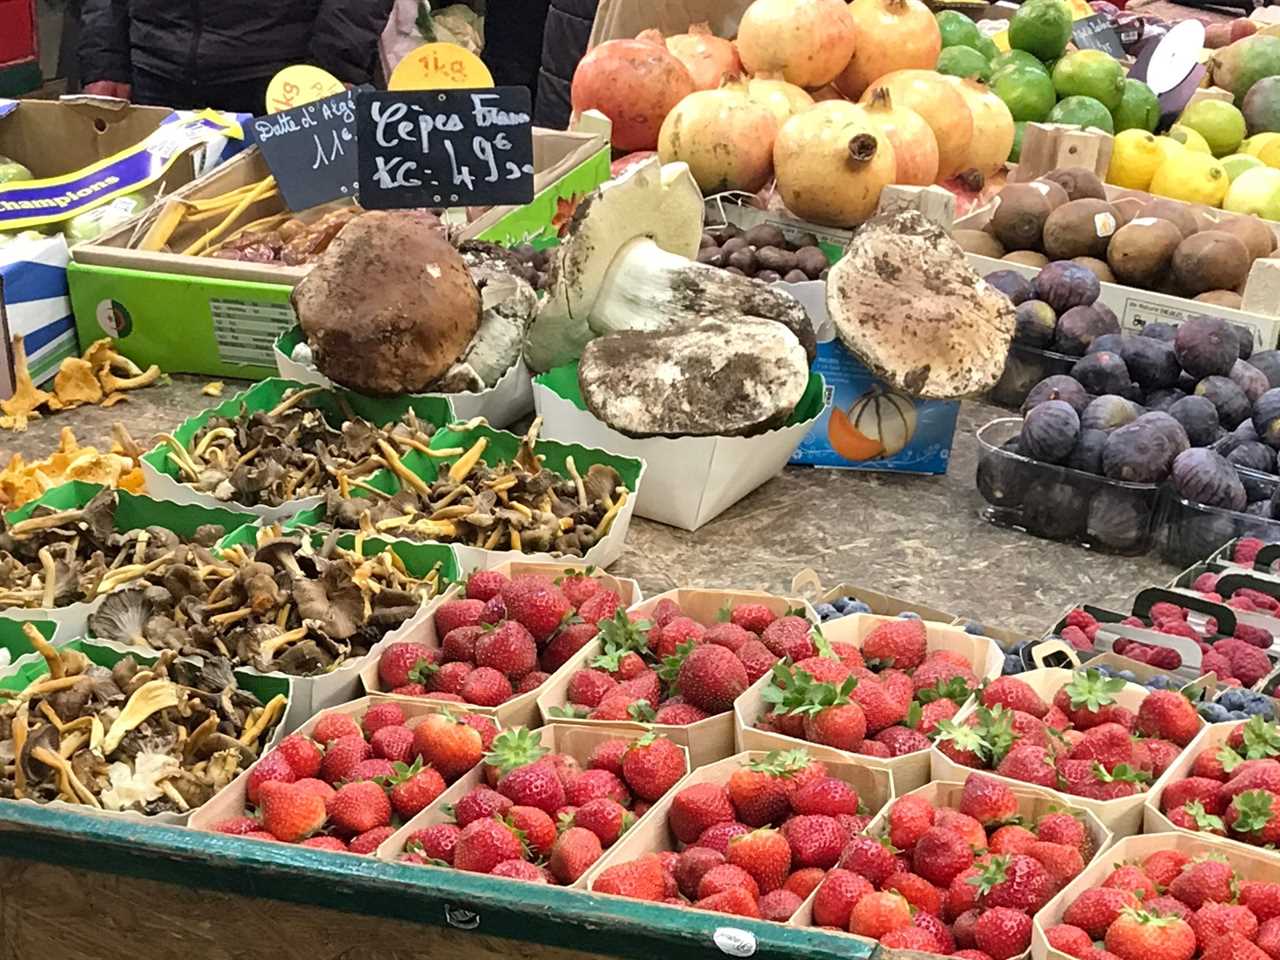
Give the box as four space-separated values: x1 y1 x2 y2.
736 613 1003 793
789 568 959 623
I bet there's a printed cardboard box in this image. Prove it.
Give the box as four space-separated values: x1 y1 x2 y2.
737 613 1003 793
359 559 643 730
536 589 818 768
934 666 1202 835
375 723 687 885
793 778 1114 959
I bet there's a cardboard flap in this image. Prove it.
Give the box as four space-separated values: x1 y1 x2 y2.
790 568 825 601
1031 639 1080 670
588 0 752 48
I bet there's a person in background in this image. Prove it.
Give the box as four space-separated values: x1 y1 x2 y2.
79 0 394 113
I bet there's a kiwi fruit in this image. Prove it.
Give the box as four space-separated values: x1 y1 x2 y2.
1073 257 1115 283
1173 231 1251 296
1041 167 1106 201
1195 290 1244 308
1212 215 1276 264
1030 178 1070 210
1137 199 1200 239
953 229 1006 257
1106 217 1183 289
1042 198 1120 260
990 183 1053 251
1003 250 1050 267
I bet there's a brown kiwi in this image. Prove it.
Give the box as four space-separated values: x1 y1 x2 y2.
1195 290 1244 308
953 229 1006 258
1136 199 1200 239
1072 256 1115 283
1172 231 1251 296
1042 198 1120 260
1003 250 1050 267
1106 218 1184 289
1211 215 1276 264
1041 167 1107 201
1030 178 1070 210
990 183 1053 251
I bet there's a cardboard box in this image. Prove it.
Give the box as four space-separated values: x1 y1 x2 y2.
793 778 1114 959
536 589 818 769
359 559 644 730
737 613 1003 793
583 750 894 902
588 0 751 49
933 666 1201 835
69 125 610 380
375 723 687 881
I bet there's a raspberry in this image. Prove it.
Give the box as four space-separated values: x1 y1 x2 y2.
1234 537 1264 565
1150 602 1186 622
1065 610 1098 631
1060 626 1093 651
1234 623 1273 649
1193 572 1220 592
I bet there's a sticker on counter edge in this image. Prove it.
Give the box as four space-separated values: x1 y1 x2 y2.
713 927 757 957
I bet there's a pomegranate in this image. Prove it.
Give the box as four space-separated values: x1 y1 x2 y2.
860 87 939 186
860 70 973 180
655 23 742 90
572 38 695 151
658 89 779 193
736 0 857 90
837 0 942 99
945 77 1014 180
738 75 816 124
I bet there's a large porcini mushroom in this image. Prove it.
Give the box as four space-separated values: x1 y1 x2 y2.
524 158 815 372
825 210 1016 399
292 210 481 395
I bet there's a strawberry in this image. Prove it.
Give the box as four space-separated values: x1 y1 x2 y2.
705 622 755 653
435 598 486 637
413 712 484 781
360 703 406 738
328 780 391 835
259 782 327 842
1220 760 1280 805
761 616 815 661
759 889 804 922
573 798 631 846
466 569 509 602
736 640 780 683
454 818 522 873
496 757 566 815
849 891 912 939
247 750 298 804
779 814 845 869
1028 840 1085 888
1065 888 1141 938
294 778 336 803
566 668 617 708
566 769 630 807
320 734 372 785
887 794 935 851
862 618 928 669
997 744 1058 788
726 751 807 827
664 642 748 714
1191 903 1260 949
698 821 752 853
1138 850 1189 890
727 827 791 893
785 867 827 900
670 782 736 844
790 777 859 817
1103 865 1159 902
883 871 942 916
475 621 538 678
454 786 512 826
933 719 988 767
695 888 761 918
502 575 571 641
1106 909 1196 960
618 670 661 704
405 823 461 864
793 656 853 685
1057 669 1128 728
349 759 397 782
541 622 601 672
982 676 1050 718
912 826 975 887
389 762 446 819
812 869 875 927
1070 723 1138 771
1226 789 1280 844
652 617 705 659
953 908 982 946
989 825 1038 855
1169 858 1237 909
274 734 323 779
377 642 437 690
1147 896 1193 922
516 671 550 695
972 854 1055 912
559 572 602 608
620 733 685 802
1204 933 1272 960
594 856 668 901
428 661 472 696
349 826 395 855
1242 883 1280 922
577 590 621 626
1258 918 1280 960
805 703 868 752
730 603 775 634
653 702 708 724
674 846 726 899
1164 777 1228 815
960 773 1019 825
211 816 261 836
1137 690 1202 747
586 738 629 776
441 625 485 663
975 907 1033 960
461 666 513 706
1035 811 1087 851
1047 922 1096 958
839 835 899 885
491 859 549 883
300 836 348 852
503 804 556 858
369 725 415 764
914 911 956 953
549 827 604 884
876 726 930 756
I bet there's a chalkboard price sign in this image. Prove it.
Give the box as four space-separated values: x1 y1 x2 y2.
1072 14 1126 58
251 88 359 212
355 87 536 210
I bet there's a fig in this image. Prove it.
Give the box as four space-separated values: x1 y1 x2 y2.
1102 413 1187 483
985 270 1035 304
1118 336 1181 391
1168 395 1222 447
1021 399 1081 464
1174 316 1240 380
1066 428 1109 474
1071 352 1133 397
977 443 1032 507
1034 261 1101 314
1143 388 1187 412
1232 323 1255 361
1252 387 1280 448
1022 479 1088 540
1230 359 1269 404
1013 300 1057 347
1172 448 1247 511
1087 488 1154 553
1052 305 1120 356
1227 442 1276 502
1195 375 1251 429
1139 322 1178 343
1087 333 1126 355
1022 375 1090 417
1250 351 1280 389
1081 395 1141 433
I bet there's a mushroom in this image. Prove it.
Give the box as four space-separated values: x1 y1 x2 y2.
98 680 180 755
49 358 104 409
0 336 52 432
89 588 161 647
825 209 1017 399
97 363 162 394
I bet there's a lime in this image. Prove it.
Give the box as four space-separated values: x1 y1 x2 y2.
1224 166 1280 219
1113 79 1160 133
990 62 1057 122
975 35 1000 62
1222 152 1265 180
1178 99 1248 157
1052 50 1126 113
936 46 992 81
991 49 1046 73
1108 130 1163 191
937 10 982 49
1010 120 1028 162
1048 95 1116 134
1169 124 1212 154
1149 151 1230 207
1009 0 1072 61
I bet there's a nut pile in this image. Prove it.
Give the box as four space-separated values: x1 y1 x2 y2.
698 223 829 284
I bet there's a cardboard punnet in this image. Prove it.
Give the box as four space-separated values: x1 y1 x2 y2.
1032 833 1278 960
933 667 1203 836
582 749 894 900
536 589 818 769
0 635 290 825
375 723 688 882
736 613 1003 793
359 559 644 730
793 778 1114 957
189 695 482 853
533 364 825 531
790 568 960 623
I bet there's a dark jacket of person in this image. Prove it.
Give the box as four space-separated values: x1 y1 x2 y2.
80 0 392 86
534 0 598 130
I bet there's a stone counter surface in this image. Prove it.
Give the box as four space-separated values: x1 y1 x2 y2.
0 377 1179 639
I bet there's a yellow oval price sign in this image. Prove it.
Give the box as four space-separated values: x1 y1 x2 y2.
388 42 494 91
266 65 346 114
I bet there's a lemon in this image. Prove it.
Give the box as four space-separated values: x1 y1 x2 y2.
1149 151 1231 207
1224 166 1280 219
1154 136 1186 165
1168 124 1213 154
1108 129 1163 190
1243 132 1280 167
1222 152 1265 180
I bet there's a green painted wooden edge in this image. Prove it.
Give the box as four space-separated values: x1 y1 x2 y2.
0 800 869 960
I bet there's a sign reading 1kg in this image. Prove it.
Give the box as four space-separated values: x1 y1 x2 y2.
354 87 536 210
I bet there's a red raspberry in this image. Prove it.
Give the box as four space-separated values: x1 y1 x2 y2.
1060 626 1093 651
1234 623 1273 649
1193 572 1220 592
1065 609 1098 631
1235 537 1264 565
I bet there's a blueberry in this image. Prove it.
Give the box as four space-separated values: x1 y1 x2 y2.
1095 665 1113 676
899 611 921 620
964 621 986 635
1221 689 1247 710
1228 710 1251 721
1148 676 1169 690
1200 703 1230 723
815 603 839 621
1117 670 1137 683
1246 700 1275 719
848 601 871 615
1003 654 1024 675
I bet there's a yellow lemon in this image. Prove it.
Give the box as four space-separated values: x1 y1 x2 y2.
1169 124 1213 154
1153 136 1186 165
1149 150 1231 207
1108 129 1163 190
1243 132 1280 168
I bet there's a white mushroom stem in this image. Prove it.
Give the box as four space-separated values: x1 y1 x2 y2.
37 548 56 608
565 456 588 511
9 509 84 537
258 627 310 662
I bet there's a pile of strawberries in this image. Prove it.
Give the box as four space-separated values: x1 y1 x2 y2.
376 569 625 707
1045 850 1280 960
590 750 874 920
207 703 496 852
1157 716 1280 844
807 774 1095 958
395 728 686 884
935 669 1199 800
552 598 805 724
753 617 982 758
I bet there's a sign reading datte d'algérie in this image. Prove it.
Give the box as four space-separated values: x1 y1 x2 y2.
251 87 359 212
354 87 536 210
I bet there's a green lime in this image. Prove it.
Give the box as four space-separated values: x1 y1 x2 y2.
975 35 1000 62
1048 95 1116 134
1179 99 1248 157
937 10 983 49
1222 152 1265 180
1009 0 1073 61
990 62 1057 122
1010 120 1028 162
1113 78 1160 133
1052 50 1126 113
936 46 992 81
991 49 1045 73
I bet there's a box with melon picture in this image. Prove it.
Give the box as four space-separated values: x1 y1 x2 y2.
66 123 611 380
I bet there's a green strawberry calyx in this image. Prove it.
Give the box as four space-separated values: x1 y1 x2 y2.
759 665 857 718
813 627 837 661
548 704 588 720
628 700 657 723
1183 800 1226 833
746 749 814 779
918 676 974 706
1092 762 1152 785
967 855 1012 897
483 727 549 775
1241 716 1280 760
595 610 651 664
656 639 699 693
1218 744 1246 774
972 706 1018 766
1115 907 1181 928
934 719 993 761
1229 789 1278 835
1064 669 1126 711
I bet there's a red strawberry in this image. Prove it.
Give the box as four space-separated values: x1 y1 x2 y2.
989 824 1038 855
368 725 415 764
736 640 780 682
1069 723 1138 771
1103 865 1159 902
731 603 776 634
983 676 1049 718
541 622 601 672
327 780 391 835
997 744 1058 788
428 661 471 696
761 616 815 661
1164 777 1228 815
1226 789 1280 844
476 621 539 678
759 888 804 922
275 734 323 779
784 867 826 899
466 569 508 602
593 856 668 901
506 804 557 857
1106 909 1197 960
248 750 298 804
349 826 395 855
460 666 512 706
654 702 709 724
559 572 601 608
389 763 446 819
972 854 1055 912
620 733 685 802
1028 840 1085 888
1170 858 1238 909
567 668 618 708
566 769 630 807
1035 811 1086 851
698 821 752 854
914 911 956 953
360 703 406 738
405 823 462 864
695 888 761 918
912 826 975 887
862 618 928 669
211 817 261 836
881 927 941 952
549 827 603 884
812 869 875 928
1242 882 1280 922
1047 924 1094 958
498 761 567 815
586 738 629 776
852 676 909 733
377 642 437 690
502 575 572 641
1142 850 1191 889
490 859 549 883
1064 888 1141 938
435 598 486 637
1258 918 1280 960
320 734 373 785
883 871 942 916
727 827 791 893
705 622 755 652
1204 933 1272 960
294 778 335 803
790 777 859 817
577 590 621 626
779 814 845 869
573 798 631 846
311 711 361 745
259 782 327 842
301 836 348 852
1191 903 1259 950
959 773 1019 825
674 846 726 899
888 794 936 851
876 725 931 756
348 758 397 783
839 835 899 885
670 643 748 714
1137 690 1202 747
805 703 868 751
726 751 807 827
849 890 912 939
454 818 522 873
670 783 736 844
412 712 483 781
975 907 1033 960
652 617 705 659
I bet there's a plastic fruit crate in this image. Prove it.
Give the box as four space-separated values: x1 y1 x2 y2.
987 343 1079 409
1160 466 1280 569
